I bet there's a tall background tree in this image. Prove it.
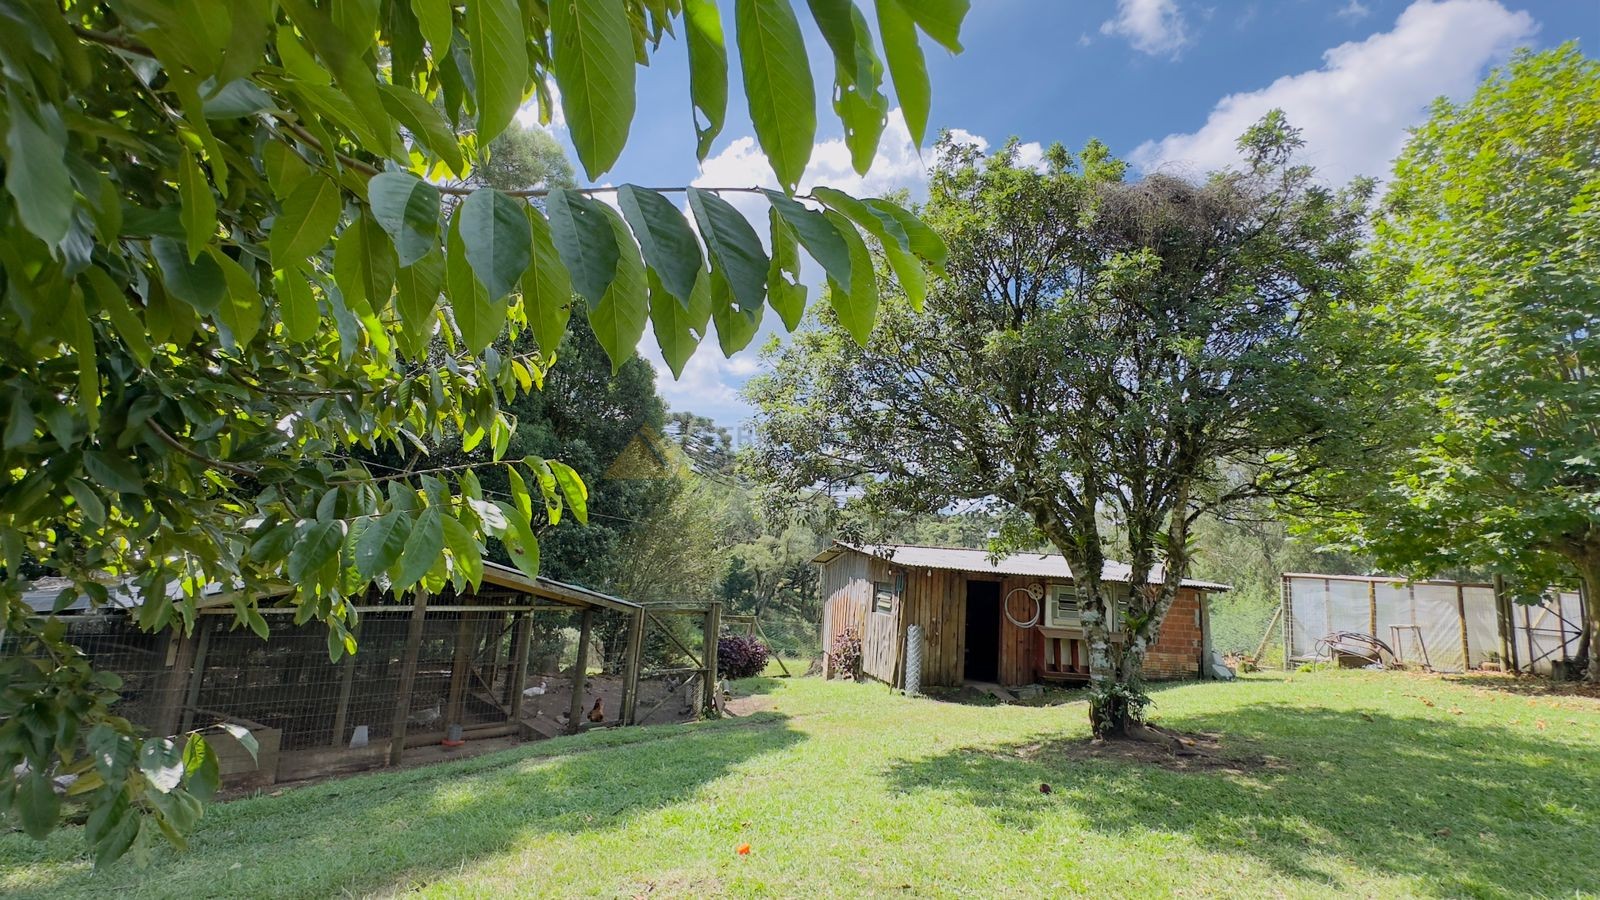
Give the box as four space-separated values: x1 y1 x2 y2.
0 0 966 861
1310 46 1600 679
748 123 1378 737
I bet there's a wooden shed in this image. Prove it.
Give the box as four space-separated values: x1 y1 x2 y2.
814 542 1230 689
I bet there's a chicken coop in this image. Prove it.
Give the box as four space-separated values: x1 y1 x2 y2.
1281 573 1587 675
16 563 729 787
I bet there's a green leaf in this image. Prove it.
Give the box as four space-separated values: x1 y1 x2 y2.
589 206 648 373
710 267 764 354
446 208 508 353
152 237 225 314
333 212 397 315
177 147 216 261
824 2 888 173
875 0 930 148
522 207 575 356
16 771 60 840
355 510 411 578
496 500 542 578
87 724 134 783
764 190 852 287
275 266 321 343
617 185 704 311
288 519 345 582
550 0 636 179
210 248 265 348
823 209 877 345
812 186 909 252
411 0 453 54
901 0 969 52
464 0 526 147
864 198 947 268
377 83 466 177
4 95 72 244
393 505 443 590
687 187 768 314
649 266 709 378
546 189 620 309
182 733 220 801
394 250 445 359
367 171 441 266
684 0 728 160
459 189 533 300
138 737 185 793
507 466 534 521
84 450 145 494
67 477 106 525
217 722 260 764
263 140 312 200
270 174 343 266
548 459 589 525
441 512 483 588
767 207 807 330
85 267 154 367
4 392 34 449
65 288 100 430
734 0 816 192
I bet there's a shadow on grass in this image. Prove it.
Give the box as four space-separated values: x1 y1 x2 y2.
883 704 1598 897
3 712 802 899
1442 673 1600 701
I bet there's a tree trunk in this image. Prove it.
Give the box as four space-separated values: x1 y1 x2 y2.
1579 553 1600 683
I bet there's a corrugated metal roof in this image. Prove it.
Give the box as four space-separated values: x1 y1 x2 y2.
814 542 1231 591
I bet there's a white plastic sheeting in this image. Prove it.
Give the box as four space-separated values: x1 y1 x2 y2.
1283 575 1584 674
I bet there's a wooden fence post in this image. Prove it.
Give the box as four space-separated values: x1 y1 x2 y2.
178 617 214 735
702 602 721 716
507 612 533 724
445 612 475 730
330 619 359 747
389 591 429 766
1367 581 1377 638
157 629 197 737
567 608 593 734
620 606 645 725
1456 583 1471 672
1493 574 1515 673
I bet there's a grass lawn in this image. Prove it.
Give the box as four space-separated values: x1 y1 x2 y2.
3 670 1597 898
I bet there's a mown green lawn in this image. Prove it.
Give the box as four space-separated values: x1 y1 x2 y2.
3 670 1597 898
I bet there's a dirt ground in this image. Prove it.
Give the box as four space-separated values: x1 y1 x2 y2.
1005 728 1288 775
516 672 706 735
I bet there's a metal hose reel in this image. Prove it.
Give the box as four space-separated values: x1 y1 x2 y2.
1004 583 1046 629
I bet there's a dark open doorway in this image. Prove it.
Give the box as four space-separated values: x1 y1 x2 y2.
964 580 1001 683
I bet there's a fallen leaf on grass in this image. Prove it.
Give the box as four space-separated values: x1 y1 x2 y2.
736 843 751 856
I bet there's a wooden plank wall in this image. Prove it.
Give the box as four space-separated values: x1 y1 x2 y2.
997 575 1038 686
820 553 901 684
897 567 966 687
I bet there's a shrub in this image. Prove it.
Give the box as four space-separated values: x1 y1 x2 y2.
718 634 771 680
829 627 863 680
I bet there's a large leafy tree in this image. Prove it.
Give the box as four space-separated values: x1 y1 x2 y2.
1312 46 1600 679
0 0 965 862
748 124 1376 737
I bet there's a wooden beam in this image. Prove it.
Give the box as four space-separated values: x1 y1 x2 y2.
178 618 214 735
1368 580 1378 638
703 602 721 717
506 612 533 722
388 591 429 766
567 608 593 733
330 619 359 747
157 629 197 737
445 612 475 729
620 606 645 725
1456 583 1471 672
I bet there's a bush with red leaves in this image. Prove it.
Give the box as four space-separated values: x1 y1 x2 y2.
718 634 772 680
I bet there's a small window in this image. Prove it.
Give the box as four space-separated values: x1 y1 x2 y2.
872 581 895 614
1047 584 1081 627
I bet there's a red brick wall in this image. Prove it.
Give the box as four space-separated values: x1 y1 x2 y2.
1144 589 1204 679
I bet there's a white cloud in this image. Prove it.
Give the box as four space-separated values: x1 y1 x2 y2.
1336 0 1372 21
1129 0 1536 184
515 79 566 132
1100 0 1192 58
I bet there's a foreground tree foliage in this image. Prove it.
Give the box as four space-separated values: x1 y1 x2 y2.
749 123 1377 737
1310 47 1600 679
0 0 966 862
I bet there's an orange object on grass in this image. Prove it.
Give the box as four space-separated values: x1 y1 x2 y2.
736 843 751 855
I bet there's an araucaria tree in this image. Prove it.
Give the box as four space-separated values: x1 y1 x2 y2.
749 121 1375 737
0 0 964 862
1313 46 1600 680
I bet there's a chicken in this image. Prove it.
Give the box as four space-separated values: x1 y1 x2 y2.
587 697 605 723
407 700 442 727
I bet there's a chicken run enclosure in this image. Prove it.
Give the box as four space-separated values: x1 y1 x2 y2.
13 563 730 787
1281 573 1586 675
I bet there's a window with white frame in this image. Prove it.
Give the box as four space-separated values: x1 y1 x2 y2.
872 581 895 614
1046 584 1081 628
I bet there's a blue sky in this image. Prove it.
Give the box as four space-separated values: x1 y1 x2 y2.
527 0 1598 430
